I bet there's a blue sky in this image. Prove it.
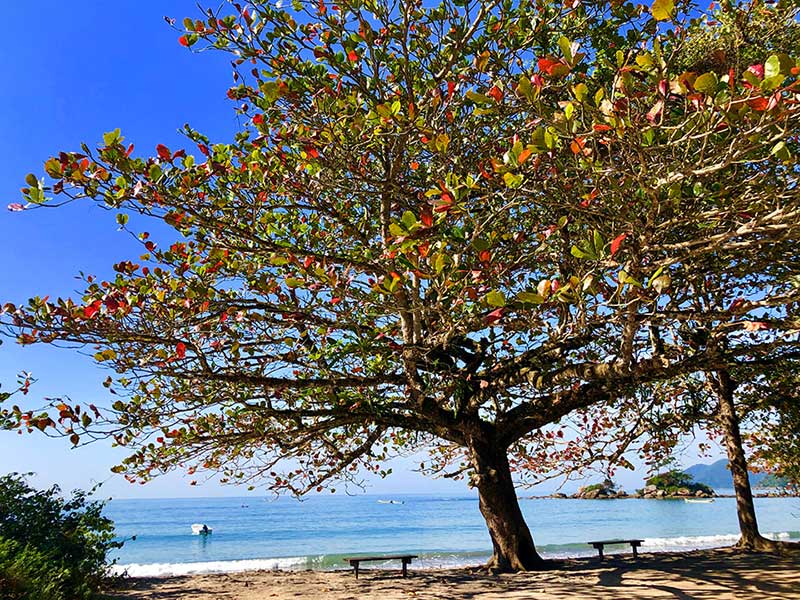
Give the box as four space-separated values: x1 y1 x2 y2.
0 1 719 499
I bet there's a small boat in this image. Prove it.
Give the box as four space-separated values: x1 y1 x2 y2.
684 498 714 503
191 523 212 535
377 499 404 505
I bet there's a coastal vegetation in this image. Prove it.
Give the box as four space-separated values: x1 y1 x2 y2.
2 0 799 571
641 470 714 498
0 474 120 599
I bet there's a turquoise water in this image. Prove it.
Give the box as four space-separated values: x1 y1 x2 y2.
105 494 800 576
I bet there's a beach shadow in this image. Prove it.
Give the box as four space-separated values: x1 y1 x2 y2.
106 547 800 600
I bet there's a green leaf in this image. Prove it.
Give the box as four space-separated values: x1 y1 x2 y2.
771 141 792 161
103 129 123 147
651 0 674 21
570 245 592 260
116 213 129 227
466 90 493 105
573 83 588 102
401 211 417 229
485 290 506 307
592 230 605 256
694 72 718 94
516 292 545 305
503 172 524 188
764 55 781 79
558 36 573 63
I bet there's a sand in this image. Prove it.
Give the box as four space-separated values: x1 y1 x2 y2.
106 547 800 600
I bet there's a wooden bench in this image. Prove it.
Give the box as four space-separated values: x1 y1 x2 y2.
587 539 644 560
342 554 417 578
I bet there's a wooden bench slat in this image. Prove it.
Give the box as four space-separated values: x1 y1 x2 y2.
343 554 417 561
342 554 418 578
586 539 644 560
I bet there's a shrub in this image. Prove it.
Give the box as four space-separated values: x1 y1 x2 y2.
645 470 715 495
0 473 121 599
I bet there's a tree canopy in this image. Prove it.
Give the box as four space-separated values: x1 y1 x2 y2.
2 0 800 571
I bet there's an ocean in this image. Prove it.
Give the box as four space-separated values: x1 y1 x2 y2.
105 494 800 577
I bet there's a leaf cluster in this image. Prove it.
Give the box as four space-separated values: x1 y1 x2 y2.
0 474 121 600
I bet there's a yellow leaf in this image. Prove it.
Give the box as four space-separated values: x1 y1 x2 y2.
651 0 674 21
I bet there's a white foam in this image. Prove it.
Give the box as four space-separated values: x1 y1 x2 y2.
111 555 312 578
642 531 792 551
112 531 798 578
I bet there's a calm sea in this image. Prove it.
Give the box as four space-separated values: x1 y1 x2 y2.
105 494 800 577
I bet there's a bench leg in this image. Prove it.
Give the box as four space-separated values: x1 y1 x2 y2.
353 562 359 579
632 545 639 559
597 546 604 561
402 559 408 577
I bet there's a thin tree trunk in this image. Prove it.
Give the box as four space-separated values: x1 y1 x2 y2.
468 435 547 571
714 370 780 552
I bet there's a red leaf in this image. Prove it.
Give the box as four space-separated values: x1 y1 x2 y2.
593 124 612 132
517 148 532 164
176 342 187 358
487 85 504 102
305 146 320 159
83 300 103 319
447 81 455 100
156 144 171 161
747 63 764 79
748 97 769 111
252 114 264 125
420 207 433 228
178 35 190 47
410 161 419 171
610 233 627 256
485 308 504 325
347 50 358 62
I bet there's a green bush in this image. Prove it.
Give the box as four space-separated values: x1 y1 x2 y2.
0 473 121 600
645 469 715 495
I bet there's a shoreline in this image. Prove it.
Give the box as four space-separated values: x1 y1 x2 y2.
106 546 800 599
110 530 800 578
523 493 800 500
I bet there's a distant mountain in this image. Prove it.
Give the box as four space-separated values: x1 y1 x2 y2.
684 459 768 489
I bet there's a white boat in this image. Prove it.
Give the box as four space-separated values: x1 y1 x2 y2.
377 499 404 505
684 498 714 503
191 523 212 535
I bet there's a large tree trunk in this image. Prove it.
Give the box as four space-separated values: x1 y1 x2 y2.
467 435 547 571
714 370 780 552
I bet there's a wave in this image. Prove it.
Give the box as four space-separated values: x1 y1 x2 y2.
112 531 800 578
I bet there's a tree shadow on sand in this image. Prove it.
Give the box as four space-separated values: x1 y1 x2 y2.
105 547 800 600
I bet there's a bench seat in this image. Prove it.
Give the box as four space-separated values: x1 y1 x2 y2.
342 554 417 578
587 539 644 560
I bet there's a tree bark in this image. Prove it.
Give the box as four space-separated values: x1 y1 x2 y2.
467 434 547 571
714 370 780 552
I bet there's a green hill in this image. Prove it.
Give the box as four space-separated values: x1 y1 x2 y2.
684 459 769 489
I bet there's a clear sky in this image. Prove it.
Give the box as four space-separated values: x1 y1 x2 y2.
0 1 720 500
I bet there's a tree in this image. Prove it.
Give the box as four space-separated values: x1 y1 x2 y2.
3 0 800 571
0 474 121 600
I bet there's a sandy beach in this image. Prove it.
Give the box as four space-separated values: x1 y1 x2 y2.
107 547 800 599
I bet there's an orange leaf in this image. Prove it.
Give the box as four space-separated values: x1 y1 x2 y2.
610 233 627 256
487 85 504 102
570 137 586 155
